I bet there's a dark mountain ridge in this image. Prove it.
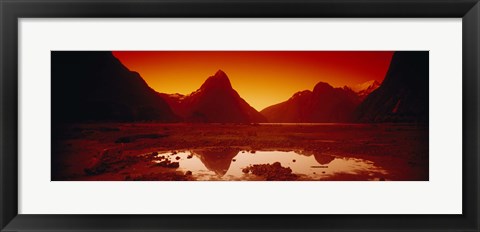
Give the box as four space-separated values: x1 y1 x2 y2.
52 51 428 124
52 51 179 122
260 82 361 123
350 80 381 100
354 51 429 123
160 70 267 123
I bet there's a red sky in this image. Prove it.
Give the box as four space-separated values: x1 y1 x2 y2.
113 51 394 111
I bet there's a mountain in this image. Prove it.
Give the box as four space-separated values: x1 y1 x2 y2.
159 70 267 123
354 51 429 123
349 80 381 100
260 82 361 123
51 51 179 122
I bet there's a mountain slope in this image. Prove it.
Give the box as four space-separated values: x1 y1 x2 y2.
160 70 267 123
260 82 361 123
350 80 381 100
52 51 179 122
354 51 429 122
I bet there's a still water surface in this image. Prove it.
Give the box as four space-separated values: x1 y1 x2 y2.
152 149 388 181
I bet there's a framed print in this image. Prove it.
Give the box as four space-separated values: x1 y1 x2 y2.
1 0 479 231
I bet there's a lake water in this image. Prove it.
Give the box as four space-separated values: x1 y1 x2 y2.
151 149 388 181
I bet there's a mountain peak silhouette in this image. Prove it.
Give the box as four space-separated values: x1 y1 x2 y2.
261 81 361 123
201 69 232 90
160 70 267 123
313 82 334 93
215 69 227 77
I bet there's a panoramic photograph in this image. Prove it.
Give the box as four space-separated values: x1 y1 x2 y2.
51 51 429 181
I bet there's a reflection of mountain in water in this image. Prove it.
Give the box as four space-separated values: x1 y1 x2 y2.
298 150 335 165
193 148 239 176
313 154 335 165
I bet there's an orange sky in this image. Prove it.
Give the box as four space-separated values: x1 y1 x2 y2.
113 51 394 111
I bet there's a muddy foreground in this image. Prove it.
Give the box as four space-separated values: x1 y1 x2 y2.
52 123 428 181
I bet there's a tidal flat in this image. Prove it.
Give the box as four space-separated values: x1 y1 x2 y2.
52 123 428 181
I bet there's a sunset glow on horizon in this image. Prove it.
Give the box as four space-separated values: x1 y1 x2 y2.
113 51 394 111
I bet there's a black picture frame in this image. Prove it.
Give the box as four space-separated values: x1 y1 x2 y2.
1 0 479 231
